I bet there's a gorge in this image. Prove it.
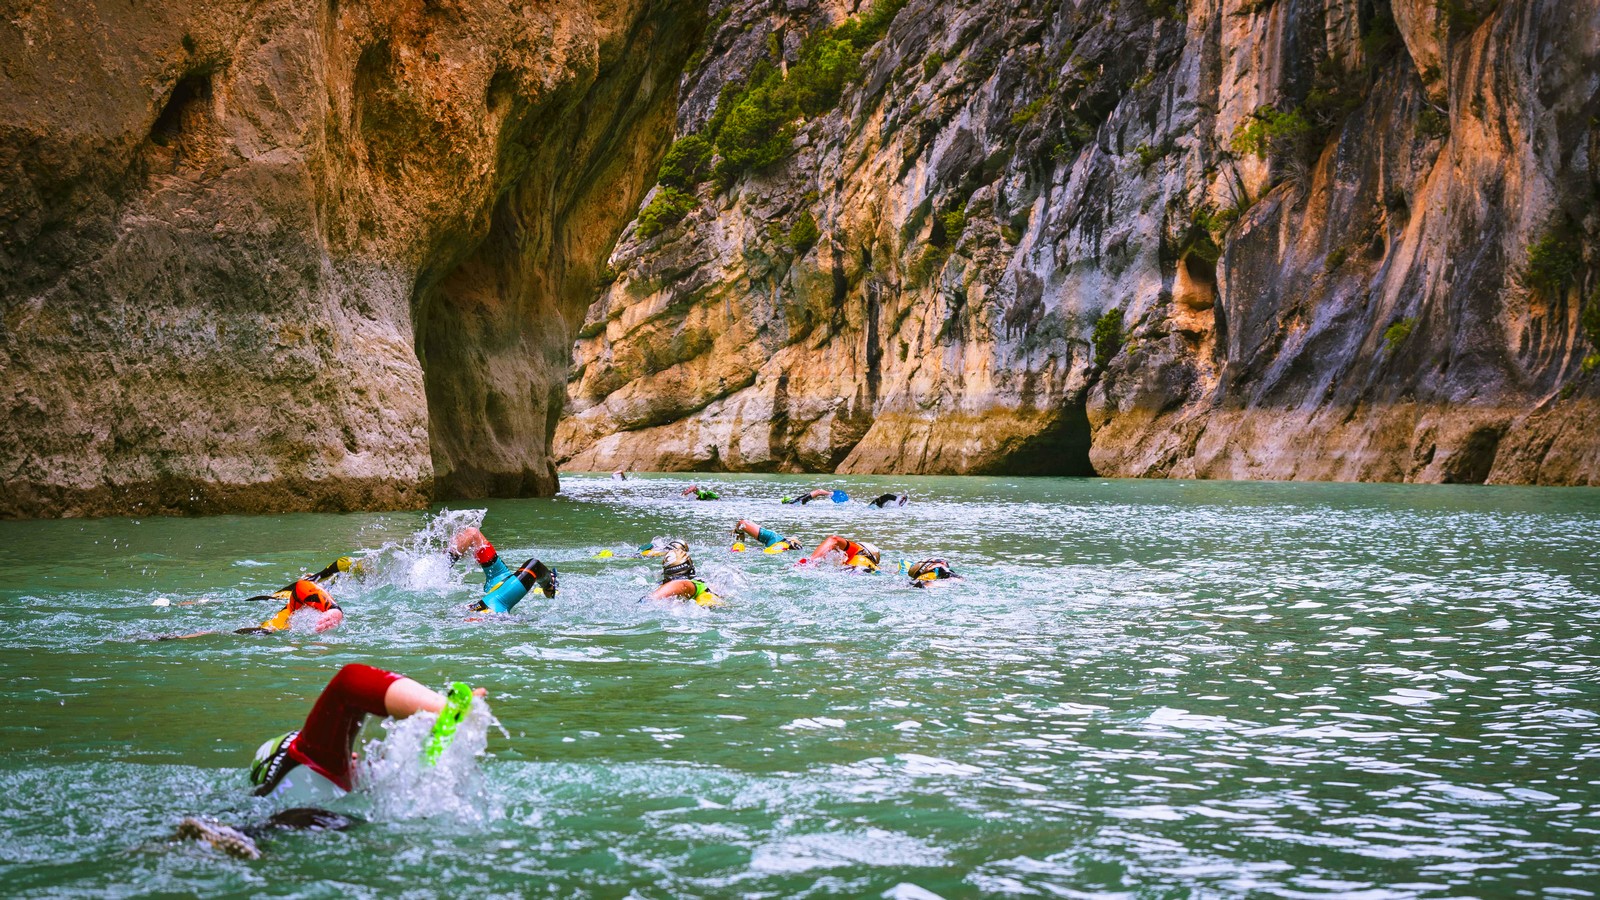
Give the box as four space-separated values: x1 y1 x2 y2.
3 0 1598 518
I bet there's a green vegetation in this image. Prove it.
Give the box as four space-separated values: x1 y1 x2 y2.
709 0 908 181
1092 307 1125 369
1134 140 1173 169
910 205 968 285
1384 317 1416 349
577 320 607 340
787 210 820 254
1231 105 1315 159
1360 7 1401 62
1521 225 1584 298
1010 96 1048 127
922 51 945 79
1417 105 1449 140
1582 290 1600 374
657 134 712 189
1143 0 1185 18
636 187 697 238
1325 246 1348 272
1438 0 1494 30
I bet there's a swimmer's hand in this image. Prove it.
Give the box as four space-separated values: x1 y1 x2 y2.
314 609 343 633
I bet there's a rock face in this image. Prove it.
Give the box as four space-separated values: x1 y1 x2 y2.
0 0 701 516
557 0 1600 485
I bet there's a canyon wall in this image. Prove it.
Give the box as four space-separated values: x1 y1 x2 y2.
556 0 1600 484
0 0 701 516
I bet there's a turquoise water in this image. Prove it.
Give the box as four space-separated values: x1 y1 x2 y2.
2 474 1599 898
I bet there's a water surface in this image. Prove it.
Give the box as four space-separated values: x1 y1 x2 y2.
2 475 1598 897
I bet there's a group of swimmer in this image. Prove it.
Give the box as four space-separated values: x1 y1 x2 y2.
681 484 909 508
165 481 961 858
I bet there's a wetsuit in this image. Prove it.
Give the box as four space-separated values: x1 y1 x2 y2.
468 543 556 613
687 488 719 501
752 527 796 551
868 493 908 508
242 580 339 633
253 664 402 796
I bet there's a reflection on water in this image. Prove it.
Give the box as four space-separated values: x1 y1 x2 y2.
1 474 1598 897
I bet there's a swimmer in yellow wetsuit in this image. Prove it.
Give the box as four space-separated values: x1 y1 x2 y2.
642 541 723 607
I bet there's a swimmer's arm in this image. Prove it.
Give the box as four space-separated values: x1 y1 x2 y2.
382 678 488 718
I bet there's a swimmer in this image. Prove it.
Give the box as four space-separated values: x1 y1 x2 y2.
681 485 720 501
867 492 909 508
781 488 849 504
730 519 799 553
165 578 343 639
448 526 558 613
798 535 882 573
903 557 960 586
638 535 670 557
175 664 488 858
642 540 723 607
612 469 628 481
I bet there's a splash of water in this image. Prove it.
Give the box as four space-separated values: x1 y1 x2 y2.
358 696 499 826
356 508 487 594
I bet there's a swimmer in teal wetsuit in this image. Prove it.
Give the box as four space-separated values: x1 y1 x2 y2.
448 527 558 613
729 519 799 553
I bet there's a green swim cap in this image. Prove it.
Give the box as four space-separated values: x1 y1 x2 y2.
249 730 298 790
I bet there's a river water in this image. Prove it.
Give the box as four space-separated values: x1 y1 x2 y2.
1 474 1597 898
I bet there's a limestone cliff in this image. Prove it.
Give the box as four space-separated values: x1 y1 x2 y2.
0 0 701 516
557 0 1600 484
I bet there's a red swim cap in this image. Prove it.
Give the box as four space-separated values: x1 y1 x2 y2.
474 543 497 565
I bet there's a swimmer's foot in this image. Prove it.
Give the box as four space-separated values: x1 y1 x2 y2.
175 817 261 860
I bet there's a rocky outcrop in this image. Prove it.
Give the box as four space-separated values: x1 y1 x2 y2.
0 0 702 516
557 0 1600 485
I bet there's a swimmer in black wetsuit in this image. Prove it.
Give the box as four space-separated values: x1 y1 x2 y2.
867 493 909 508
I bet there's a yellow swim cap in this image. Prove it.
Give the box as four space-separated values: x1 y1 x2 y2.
730 542 746 552
694 591 724 608
595 549 614 558
335 556 352 573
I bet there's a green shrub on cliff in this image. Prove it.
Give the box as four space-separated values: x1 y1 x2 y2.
1231 106 1315 159
1384 317 1415 349
715 78 798 177
708 0 908 182
787 33 862 116
636 187 697 238
787 210 820 253
1582 291 1600 374
1092 308 1125 369
1521 226 1584 298
658 134 712 189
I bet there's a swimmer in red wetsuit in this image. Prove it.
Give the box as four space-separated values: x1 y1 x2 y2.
175 664 487 857
250 664 487 798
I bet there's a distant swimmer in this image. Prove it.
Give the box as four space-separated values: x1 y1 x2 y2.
867 493 909 508
681 485 720 501
782 488 849 505
729 519 800 553
799 535 882 573
165 578 344 639
612 470 628 481
902 557 960 586
174 664 487 858
448 526 557 613
643 540 723 607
